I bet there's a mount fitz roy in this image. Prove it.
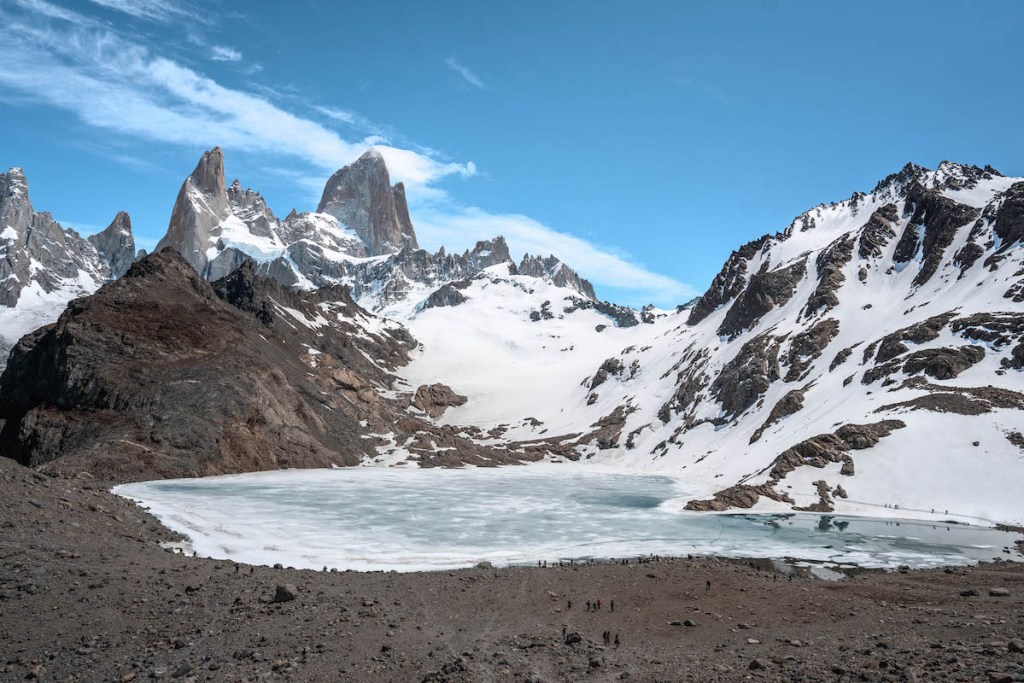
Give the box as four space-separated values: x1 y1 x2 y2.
152 146 597 311
0 149 1023 526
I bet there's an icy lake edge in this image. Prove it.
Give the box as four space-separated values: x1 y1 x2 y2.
113 464 1024 574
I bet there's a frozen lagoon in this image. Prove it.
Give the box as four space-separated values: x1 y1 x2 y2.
114 465 1020 573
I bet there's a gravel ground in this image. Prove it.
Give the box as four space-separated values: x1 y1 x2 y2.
3 457 1023 683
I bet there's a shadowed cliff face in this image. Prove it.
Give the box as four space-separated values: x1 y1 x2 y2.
0 250 533 482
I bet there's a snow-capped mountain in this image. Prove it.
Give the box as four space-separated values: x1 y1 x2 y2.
155 147 598 313
418 161 1023 524
3 149 1022 525
0 167 136 368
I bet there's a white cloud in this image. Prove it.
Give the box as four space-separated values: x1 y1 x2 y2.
11 0 86 22
0 14 472 188
209 45 242 62
445 57 485 90
314 106 357 125
0 2 691 305
84 0 197 23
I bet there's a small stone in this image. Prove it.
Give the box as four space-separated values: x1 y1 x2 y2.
475 561 494 570
28 499 43 509
683 619 697 627
273 584 298 603
988 673 1013 683
588 657 603 669
747 638 761 645
1008 640 1023 653
960 588 981 597
564 632 582 645
748 659 768 670
121 674 136 683
988 587 1010 597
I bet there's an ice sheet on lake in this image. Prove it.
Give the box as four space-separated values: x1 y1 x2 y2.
114 465 1020 572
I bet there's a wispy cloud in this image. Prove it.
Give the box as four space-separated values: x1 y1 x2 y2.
1 1 690 305
313 105 386 140
11 0 84 22
0 8 473 188
84 0 198 23
445 57 485 90
209 45 242 62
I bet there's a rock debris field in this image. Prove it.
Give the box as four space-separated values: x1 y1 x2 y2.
2 457 1024 683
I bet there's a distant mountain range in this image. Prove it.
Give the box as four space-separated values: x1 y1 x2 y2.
1 151 1022 525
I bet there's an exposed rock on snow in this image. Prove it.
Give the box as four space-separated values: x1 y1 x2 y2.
412 383 468 418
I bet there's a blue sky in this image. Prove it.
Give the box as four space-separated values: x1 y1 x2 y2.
2 0 1022 307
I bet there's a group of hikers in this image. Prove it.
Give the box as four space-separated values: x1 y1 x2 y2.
566 598 615 612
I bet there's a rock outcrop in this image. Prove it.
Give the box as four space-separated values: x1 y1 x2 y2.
412 384 468 418
316 149 418 257
517 254 596 299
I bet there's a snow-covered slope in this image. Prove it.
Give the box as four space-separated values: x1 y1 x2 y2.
0 168 135 368
399 262 657 441
465 161 1023 526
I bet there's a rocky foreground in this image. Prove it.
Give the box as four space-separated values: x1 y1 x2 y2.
2 457 1023 683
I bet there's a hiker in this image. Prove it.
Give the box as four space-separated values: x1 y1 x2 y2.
567 600 572 610
596 599 602 610
610 600 615 612
614 633 620 647
586 600 592 611
706 579 711 590
562 627 567 642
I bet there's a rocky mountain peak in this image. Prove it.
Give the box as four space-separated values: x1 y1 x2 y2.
316 148 419 256
871 162 930 195
517 253 596 299
190 146 227 198
155 147 234 276
1 167 34 233
87 211 136 279
2 167 29 202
